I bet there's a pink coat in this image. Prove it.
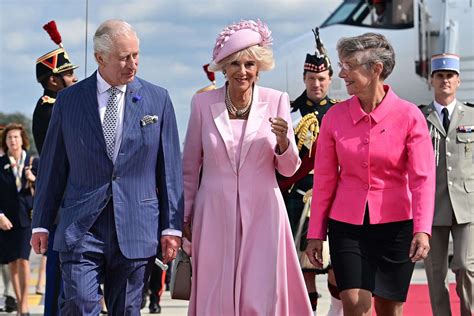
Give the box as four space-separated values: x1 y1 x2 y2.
308 86 436 240
183 85 312 315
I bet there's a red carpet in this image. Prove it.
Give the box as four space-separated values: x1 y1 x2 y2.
374 283 461 315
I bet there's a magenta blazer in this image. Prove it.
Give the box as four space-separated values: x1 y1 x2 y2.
307 86 435 240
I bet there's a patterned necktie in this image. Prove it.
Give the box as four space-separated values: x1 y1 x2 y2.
442 107 450 132
103 87 119 160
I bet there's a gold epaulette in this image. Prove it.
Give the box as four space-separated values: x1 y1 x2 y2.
41 95 56 104
329 98 340 104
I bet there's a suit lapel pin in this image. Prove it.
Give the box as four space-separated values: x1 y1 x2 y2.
132 94 142 103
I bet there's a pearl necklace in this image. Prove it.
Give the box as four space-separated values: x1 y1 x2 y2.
225 86 253 118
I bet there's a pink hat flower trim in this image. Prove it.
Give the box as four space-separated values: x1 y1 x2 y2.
212 19 273 62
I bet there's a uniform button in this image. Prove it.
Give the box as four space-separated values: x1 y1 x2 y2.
364 184 370 189
446 152 452 157
447 166 452 171
362 162 368 168
364 116 369 122
446 137 450 142
363 138 369 144
448 181 453 186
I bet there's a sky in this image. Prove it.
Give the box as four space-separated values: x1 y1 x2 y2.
0 0 341 141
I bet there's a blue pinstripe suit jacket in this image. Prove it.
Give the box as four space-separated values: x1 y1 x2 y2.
32 72 184 259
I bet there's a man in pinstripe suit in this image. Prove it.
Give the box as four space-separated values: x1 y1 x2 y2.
30 19 184 315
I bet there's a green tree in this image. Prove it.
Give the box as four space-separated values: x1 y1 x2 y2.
0 111 37 155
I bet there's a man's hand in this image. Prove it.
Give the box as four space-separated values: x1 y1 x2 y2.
161 235 182 264
305 239 324 268
409 232 430 262
0 215 13 231
31 232 49 254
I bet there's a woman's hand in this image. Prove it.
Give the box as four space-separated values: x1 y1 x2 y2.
270 117 289 153
0 215 13 231
183 221 192 242
24 167 36 182
409 232 430 262
305 239 324 268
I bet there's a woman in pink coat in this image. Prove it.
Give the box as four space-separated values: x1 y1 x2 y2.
182 19 312 315
305 33 436 316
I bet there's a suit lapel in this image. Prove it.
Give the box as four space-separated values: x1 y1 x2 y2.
426 102 446 136
239 86 267 171
122 79 143 139
81 73 107 152
210 89 237 173
448 101 465 134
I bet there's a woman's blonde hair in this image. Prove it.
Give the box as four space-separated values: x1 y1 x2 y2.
209 45 274 73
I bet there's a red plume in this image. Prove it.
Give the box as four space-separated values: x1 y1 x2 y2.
43 20 63 47
203 64 215 82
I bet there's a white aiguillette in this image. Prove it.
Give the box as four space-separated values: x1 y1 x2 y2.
140 115 158 127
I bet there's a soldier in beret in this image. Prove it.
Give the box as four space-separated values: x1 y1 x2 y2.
278 28 342 314
420 53 474 316
32 21 78 316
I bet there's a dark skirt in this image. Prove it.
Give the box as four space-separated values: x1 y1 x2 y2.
328 214 415 302
0 226 32 263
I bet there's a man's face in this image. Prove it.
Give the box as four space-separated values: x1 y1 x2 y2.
60 70 78 87
304 70 332 102
96 34 139 86
431 70 460 99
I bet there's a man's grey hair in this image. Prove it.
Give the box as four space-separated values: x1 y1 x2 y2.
93 19 139 56
337 32 395 80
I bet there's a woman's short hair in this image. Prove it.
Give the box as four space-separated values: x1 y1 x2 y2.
337 32 395 80
1 123 30 153
209 44 275 73
93 19 139 57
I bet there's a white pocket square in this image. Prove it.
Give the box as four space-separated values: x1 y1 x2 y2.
140 115 158 127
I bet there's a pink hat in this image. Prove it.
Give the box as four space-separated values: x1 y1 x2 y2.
210 19 273 68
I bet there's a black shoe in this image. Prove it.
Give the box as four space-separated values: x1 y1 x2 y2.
149 293 161 314
4 295 17 312
149 302 161 314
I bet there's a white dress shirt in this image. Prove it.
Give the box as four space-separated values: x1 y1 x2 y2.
433 98 457 122
97 71 125 163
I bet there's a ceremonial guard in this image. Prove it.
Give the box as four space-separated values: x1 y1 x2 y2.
32 21 78 316
278 28 342 315
33 21 78 155
420 53 474 316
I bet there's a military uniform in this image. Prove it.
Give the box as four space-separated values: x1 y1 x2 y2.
32 90 57 155
282 93 338 234
421 53 474 316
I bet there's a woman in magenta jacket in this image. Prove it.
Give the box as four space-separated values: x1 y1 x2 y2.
305 33 436 316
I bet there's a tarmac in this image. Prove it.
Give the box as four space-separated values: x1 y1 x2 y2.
0 252 454 315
